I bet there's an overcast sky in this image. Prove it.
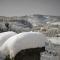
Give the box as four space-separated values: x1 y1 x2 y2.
0 0 60 16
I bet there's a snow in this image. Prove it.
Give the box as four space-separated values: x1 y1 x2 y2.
0 31 17 47
50 22 60 25
41 52 60 60
0 32 47 59
46 37 60 56
47 37 60 45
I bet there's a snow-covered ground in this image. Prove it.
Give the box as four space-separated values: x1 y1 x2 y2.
50 22 60 26
45 37 60 59
40 37 60 60
47 37 60 45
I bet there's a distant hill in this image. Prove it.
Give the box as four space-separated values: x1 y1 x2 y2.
0 14 60 27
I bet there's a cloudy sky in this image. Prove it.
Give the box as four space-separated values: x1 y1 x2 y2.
0 0 60 16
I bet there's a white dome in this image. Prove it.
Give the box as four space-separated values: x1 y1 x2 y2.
0 31 17 46
1 32 47 58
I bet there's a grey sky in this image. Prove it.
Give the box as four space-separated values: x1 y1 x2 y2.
0 0 60 16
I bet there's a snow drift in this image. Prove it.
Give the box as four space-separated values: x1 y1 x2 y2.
0 32 47 59
0 31 17 47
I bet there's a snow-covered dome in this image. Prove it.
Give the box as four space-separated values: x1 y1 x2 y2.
0 31 17 46
0 32 47 58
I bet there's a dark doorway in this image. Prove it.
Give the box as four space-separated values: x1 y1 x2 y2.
14 47 45 60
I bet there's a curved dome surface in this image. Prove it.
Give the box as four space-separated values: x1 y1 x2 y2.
0 31 17 46
1 32 47 58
